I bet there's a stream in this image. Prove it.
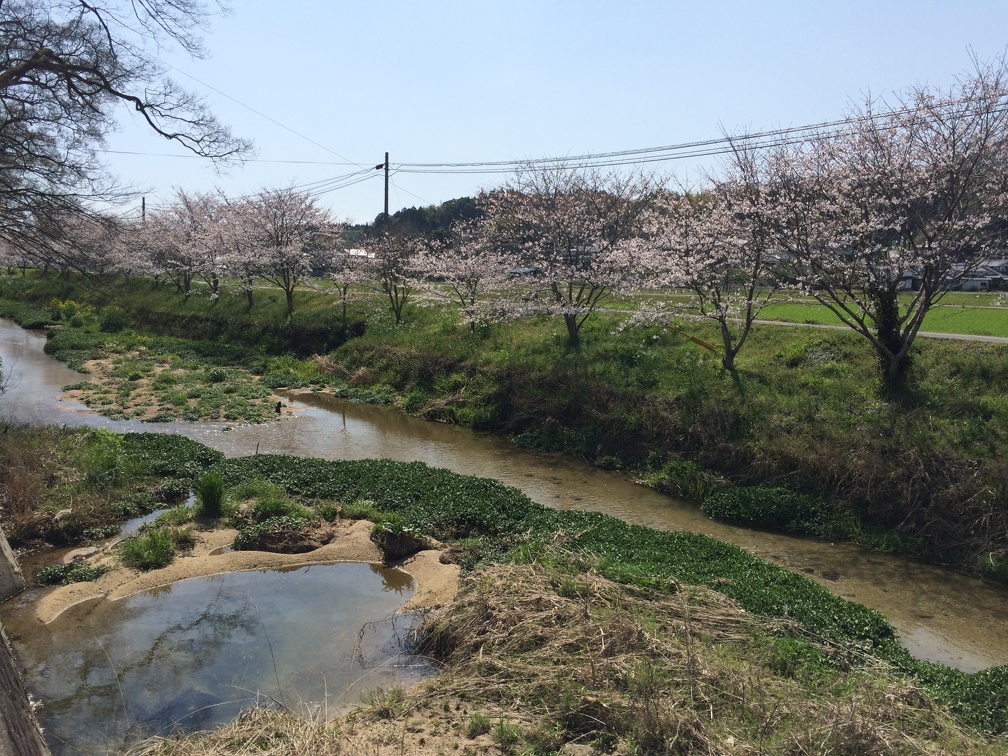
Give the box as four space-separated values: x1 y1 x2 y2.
2 318 1008 675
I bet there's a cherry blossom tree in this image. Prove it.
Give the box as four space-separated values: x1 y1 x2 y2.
218 197 262 310
426 218 514 331
765 57 1008 389
328 245 369 328
39 211 124 275
248 187 337 314
362 231 427 326
639 166 779 372
484 163 655 347
0 238 16 275
137 199 201 298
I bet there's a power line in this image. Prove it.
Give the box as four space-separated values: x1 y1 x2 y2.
97 149 361 167
161 61 367 169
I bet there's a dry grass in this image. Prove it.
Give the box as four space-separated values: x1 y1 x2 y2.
130 559 1006 755
125 706 346 756
0 426 79 543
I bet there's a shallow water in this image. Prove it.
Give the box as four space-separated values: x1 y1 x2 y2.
0 563 420 754
2 319 1008 672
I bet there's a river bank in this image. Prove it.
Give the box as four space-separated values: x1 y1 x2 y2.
3 272 1006 583
26 519 459 625
4 316 1008 674
0 423 1004 741
1 289 1008 747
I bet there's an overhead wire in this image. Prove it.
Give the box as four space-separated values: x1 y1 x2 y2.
100 74 1008 210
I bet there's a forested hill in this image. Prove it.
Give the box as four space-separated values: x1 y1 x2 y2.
345 196 481 244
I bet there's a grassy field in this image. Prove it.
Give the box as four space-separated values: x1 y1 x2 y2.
761 296 1008 337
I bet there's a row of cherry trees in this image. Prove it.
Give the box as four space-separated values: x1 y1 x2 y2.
15 58 1008 389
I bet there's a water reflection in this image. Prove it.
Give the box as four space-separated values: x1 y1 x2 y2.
372 562 415 594
2 564 421 755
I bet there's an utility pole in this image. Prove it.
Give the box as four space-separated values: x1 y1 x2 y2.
374 152 389 224
141 196 146 223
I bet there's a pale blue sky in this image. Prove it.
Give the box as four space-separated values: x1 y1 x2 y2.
104 1 1008 223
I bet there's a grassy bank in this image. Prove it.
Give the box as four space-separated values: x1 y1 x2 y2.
325 304 1008 581
2 271 1007 580
2 427 1005 749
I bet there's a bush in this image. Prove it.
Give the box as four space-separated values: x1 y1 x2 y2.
99 305 127 333
195 472 226 518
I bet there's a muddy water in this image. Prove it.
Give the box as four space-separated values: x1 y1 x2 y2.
1 563 421 754
3 319 1008 672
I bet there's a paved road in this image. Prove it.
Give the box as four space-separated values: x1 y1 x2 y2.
753 319 1008 344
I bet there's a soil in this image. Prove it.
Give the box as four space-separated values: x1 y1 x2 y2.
29 518 460 625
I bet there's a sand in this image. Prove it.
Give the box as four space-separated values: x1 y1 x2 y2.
32 519 460 625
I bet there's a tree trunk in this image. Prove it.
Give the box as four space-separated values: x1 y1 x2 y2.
873 285 910 394
719 319 737 372
563 313 580 348
285 287 294 314
246 287 254 310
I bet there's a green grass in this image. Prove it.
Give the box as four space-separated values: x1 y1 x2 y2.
194 472 226 518
205 451 1008 735
4 424 1008 737
119 528 175 570
760 298 1008 337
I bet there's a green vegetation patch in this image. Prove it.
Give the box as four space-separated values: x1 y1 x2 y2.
43 327 280 423
119 528 176 571
210 451 1008 734
35 561 110 586
702 484 855 540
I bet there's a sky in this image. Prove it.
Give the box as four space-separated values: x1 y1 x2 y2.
102 1 1008 224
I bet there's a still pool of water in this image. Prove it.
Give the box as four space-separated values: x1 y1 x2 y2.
1 563 421 754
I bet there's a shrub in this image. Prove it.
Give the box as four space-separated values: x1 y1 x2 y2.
195 472 226 518
99 305 127 333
